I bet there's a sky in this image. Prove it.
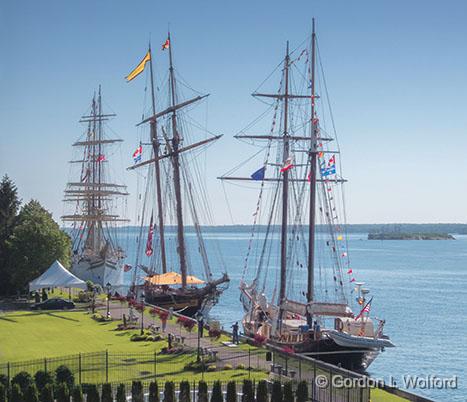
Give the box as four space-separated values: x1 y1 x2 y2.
1 0 467 225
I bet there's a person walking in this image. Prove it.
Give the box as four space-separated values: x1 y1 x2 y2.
231 322 239 344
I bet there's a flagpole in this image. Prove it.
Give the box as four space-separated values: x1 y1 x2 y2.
148 42 168 274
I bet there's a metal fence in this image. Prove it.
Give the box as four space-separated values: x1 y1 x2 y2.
0 349 373 402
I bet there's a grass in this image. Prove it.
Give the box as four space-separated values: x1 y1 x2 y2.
371 388 409 402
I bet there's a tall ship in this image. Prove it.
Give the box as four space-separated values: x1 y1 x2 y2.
220 20 394 371
62 87 128 289
126 34 229 317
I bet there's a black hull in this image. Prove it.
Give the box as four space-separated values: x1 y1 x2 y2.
276 337 375 373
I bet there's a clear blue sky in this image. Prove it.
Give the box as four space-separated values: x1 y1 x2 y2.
1 0 467 225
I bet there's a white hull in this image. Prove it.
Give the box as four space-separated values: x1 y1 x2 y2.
327 329 395 349
71 256 126 292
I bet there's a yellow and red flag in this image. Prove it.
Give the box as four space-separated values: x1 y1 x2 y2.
125 51 151 82
161 38 170 50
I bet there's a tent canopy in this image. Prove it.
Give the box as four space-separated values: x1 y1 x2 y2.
29 260 87 291
145 271 205 286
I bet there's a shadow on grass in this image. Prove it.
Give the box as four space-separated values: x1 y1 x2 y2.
0 316 18 323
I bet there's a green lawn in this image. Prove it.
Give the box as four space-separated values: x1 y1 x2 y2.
371 388 409 402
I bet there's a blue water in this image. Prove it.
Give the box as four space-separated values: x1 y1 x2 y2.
118 229 467 401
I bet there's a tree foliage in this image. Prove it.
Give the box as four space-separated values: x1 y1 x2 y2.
296 381 307 402
24 384 40 402
198 381 208 402
55 383 69 402
210 381 223 402
256 380 268 402
115 384 126 402
179 381 190 402
271 381 283 402
163 381 175 402
0 383 5 402
226 381 237 402
5 200 71 292
242 380 254 402
71 385 84 402
283 382 293 402
34 370 53 392
101 383 113 402
131 381 144 402
10 384 23 402
39 383 54 402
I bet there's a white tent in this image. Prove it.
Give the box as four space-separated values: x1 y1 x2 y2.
29 260 87 291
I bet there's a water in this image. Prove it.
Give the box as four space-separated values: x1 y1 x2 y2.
118 229 467 401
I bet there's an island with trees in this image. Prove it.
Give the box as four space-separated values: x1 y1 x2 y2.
368 232 455 240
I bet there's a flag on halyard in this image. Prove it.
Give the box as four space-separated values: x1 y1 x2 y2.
280 157 294 173
162 38 170 50
96 154 106 162
133 145 142 163
355 297 373 321
251 166 266 181
123 264 132 272
347 268 353 274
126 51 151 82
145 214 154 257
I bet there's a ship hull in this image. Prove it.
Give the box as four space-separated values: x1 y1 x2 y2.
71 255 125 291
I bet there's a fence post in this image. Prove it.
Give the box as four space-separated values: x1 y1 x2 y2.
7 362 10 384
78 353 82 384
285 356 288 376
154 351 157 379
359 385 364 402
248 349 251 379
329 369 333 402
105 350 109 383
193 380 196 402
312 360 316 402
298 358 302 381
44 357 47 373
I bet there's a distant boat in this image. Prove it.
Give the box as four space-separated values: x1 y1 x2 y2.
62 87 128 290
220 19 393 372
127 33 229 317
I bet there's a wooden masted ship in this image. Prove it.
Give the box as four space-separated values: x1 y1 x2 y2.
220 20 394 372
62 87 128 290
126 33 229 317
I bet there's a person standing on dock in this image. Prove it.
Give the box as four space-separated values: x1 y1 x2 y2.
231 322 239 344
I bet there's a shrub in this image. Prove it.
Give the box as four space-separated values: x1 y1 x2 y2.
12 371 33 393
55 365 74 389
163 381 175 402
207 364 216 372
210 381 223 402
86 384 100 402
101 383 113 402
34 371 53 392
55 383 69 402
10 384 23 402
24 384 39 402
0 375 7 387
71 385 84 402
148 381 159 402
179 381 190 402
226 381 237 402
271 381 283 402
177 316 195 331
223 363 233 370
253 333 267 346
295 381 307 402
256 380 268 402
0 384 5 402
198 381 208 402
39 383 54 402
236 363 246 370
116 384 126 402
283 382 293 402
208 328 221 339
131 381 144 402
242 380 254 402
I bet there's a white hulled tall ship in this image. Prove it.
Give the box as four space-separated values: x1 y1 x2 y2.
62 87 128 290
220 20 394 372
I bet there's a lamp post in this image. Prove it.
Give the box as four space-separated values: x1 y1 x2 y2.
140 293 145 335
196 312 204 362
105 282 111 318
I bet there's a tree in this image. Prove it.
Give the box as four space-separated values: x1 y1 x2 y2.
226 381 237 402
101 383 113 402
149 381 160 402
6 200 71 293
295 381 307 402
10 384 23 402
210 381 223 402
270 381 283 402
116 384 126 402
71 385 84 402
283 382 293 402
39 383 54 402
198 381 208 402
0 175 20 296
0 384 6 402
179 381 190 402
163 381 175 402
131 381 144 402
55 383 69 402
24 384 39 402
86 384 100 402
55 365 74 389
242 380 254 402
34 370 53 392
11 371 33 394
256 380 268 402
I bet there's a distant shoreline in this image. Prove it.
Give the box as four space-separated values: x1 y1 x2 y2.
368 232 455 240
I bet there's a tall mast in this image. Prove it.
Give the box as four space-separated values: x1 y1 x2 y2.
148 43 168 274
307 19 317 311
89 94 97 251
97 86 103 250
279 42 290 312
167 32 188 287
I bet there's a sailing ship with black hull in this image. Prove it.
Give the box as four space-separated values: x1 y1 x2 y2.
220 20 394 372
62 87 128 290
126 34 229 317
